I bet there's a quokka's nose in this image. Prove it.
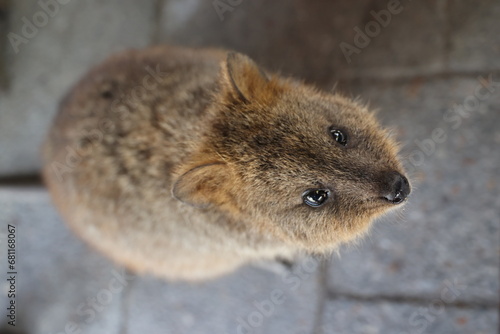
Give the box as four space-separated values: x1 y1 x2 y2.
382 172 411 204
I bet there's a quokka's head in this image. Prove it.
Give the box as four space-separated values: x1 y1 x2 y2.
173 52 410 251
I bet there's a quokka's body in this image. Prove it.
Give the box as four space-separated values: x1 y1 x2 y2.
43 45 410 280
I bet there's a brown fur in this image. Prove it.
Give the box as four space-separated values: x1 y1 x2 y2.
42 45 410 281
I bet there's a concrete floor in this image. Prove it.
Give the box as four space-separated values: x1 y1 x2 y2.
0 0 498 333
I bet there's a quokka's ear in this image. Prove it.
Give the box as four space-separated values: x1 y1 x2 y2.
172 162 231 209
222 52 275 103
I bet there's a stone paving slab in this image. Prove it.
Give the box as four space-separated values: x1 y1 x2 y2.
319 298 498 334
449 0 500 72
158 0 449 87
0 0 9 90
327 76 500 303
336 0 447 79
0 187 124 334
0 0 156 176
126 259 323 334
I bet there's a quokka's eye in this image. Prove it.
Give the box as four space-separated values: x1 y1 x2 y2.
329 127 348 146
302 189 330 207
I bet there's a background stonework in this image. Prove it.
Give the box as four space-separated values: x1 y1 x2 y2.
0 1 498 333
